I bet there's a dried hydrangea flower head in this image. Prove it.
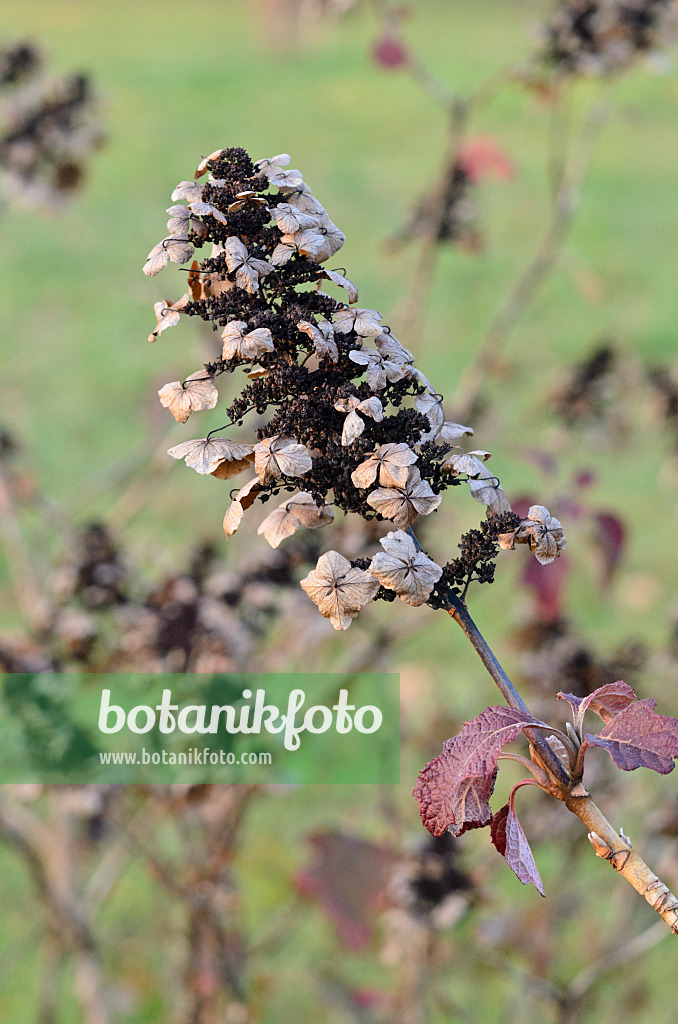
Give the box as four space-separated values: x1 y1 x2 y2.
0 41 103 209
144 146 566 628
539 0 678 76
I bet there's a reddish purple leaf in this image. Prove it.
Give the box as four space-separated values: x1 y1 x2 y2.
586 699 678 774
490 784 545 896
522 549 570 622
574 469 596 489
558 680 637 727
593 512 626 586
413 706 544 838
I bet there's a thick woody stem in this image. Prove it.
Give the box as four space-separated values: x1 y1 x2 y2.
566 795 678 934
446 594 570 790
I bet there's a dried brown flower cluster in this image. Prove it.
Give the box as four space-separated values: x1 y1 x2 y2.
144 147 566 628
0 41 103 209
0 520 346 673
541 0 678 75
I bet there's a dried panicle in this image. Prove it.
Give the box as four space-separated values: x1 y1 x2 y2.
538 0 678 77
0 43 104 209
143 146 566 628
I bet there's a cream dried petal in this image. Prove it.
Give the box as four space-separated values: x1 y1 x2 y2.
188 200 227 224
223 477 261 537
171 181 204 202
257 492 333 549
221 321 274 361
228 191 268 213
518 505 567 565
284 492 334 529
357 396 384 421
257 504 302 549
297 319 338 362
352 443 417 489
166 204 190 234
369 530 443 606
341 410 365 446
334 396 360 414
293 228 326 260
310 214 346 262
271 241 298 266
167 438 255 476
334 307 383 337
442 452 490 477
272 203 319 234
416 391 446 440
366 467 441 528
255 153 291 176
375 332 415 365
300 551 380 630
320 269 359 304
349 348 404 391
439 422 474 443
143 235 194 276
158 371 218 424
281 181 325 216
254 436 313 484
268 167 305 189
194 149 227 178
148 293 189 343
469 468 512 515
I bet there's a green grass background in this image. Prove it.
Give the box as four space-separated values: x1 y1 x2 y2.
2 0 678 1020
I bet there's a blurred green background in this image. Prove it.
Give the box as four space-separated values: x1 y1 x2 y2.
2 1 678 1021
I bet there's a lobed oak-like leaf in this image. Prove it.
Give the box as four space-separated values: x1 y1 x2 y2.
490 784 545 896
585 699 678 774
413 706 545 837
558 681 637 729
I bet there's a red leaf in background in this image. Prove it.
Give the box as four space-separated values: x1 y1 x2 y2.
558 680 637 728
294 832 394 951
413 706 544 837
593 512 626 587
574 468 596 489
372 34 409 69
458 136 514 185
490 783 545 896
586 699 678 774
522 550 570 622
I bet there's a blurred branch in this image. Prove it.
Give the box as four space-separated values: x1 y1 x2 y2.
0 466 50 631
0 793 111 1024
452 94 610 420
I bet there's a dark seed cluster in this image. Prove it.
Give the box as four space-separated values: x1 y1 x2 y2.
0 41 103 208
542 0 678 75
429 512 522 606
